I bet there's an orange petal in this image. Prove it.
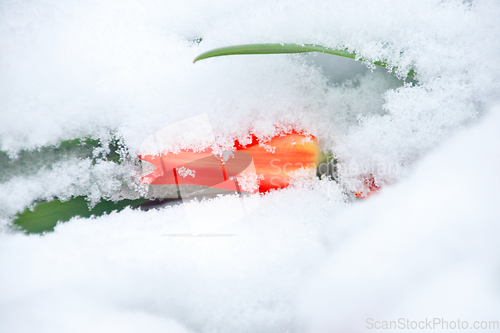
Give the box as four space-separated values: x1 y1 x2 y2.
237 133 321 192
139 131 321 193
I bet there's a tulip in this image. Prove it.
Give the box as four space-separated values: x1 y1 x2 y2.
139 131 321 194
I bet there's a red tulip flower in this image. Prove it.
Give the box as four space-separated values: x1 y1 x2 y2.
139 131 321 194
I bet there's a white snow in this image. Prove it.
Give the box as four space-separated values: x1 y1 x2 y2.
299 105 500 332
1 0 500 332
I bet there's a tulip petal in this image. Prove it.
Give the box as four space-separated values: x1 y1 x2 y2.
138 132 321 194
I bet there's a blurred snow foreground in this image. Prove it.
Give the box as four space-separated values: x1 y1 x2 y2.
1 0 500 332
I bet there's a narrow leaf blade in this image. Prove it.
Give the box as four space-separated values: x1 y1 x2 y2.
13 196 151 234
193 43 415 77
193 43 356 63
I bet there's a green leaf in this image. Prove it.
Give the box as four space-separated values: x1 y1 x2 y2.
193 43 414 77
194 43 354 62
0 137 121 180
3 136 146 234
13 196 151 234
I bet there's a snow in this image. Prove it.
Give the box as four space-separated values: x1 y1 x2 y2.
1 0 500 332
299 106 500 332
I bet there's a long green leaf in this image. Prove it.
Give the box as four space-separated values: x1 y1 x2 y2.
13 196 151 234
3 137 143 234
194 43 414 77
194 43 356 62
0 138 121 182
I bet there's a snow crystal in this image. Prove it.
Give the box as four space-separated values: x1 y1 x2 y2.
176 167 196 179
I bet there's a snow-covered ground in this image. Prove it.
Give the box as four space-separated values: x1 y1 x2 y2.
1 0 499 332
